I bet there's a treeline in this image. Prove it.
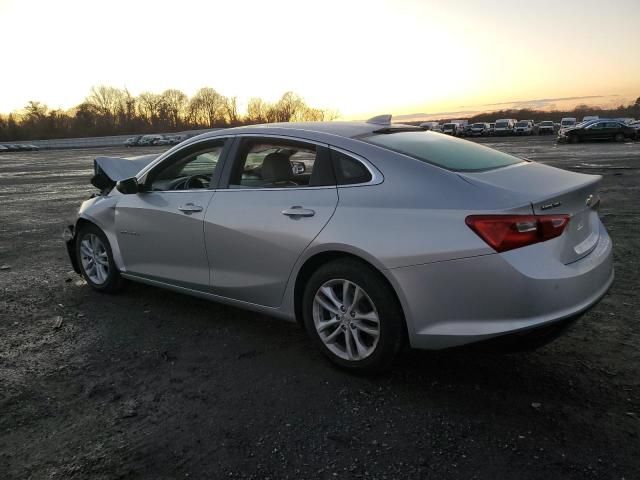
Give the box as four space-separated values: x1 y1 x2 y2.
464 98 640 124
0 86 339 141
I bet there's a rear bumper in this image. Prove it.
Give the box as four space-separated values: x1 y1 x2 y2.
389 222 613 350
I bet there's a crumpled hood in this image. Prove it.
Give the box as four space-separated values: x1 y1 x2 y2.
94 154 158 181
91 154 158 192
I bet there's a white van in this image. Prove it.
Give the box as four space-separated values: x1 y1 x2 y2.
469 122 490 136
441 123 459 136
514 120 534 135
582 116 599 123
419 121 441 132
560 117 577 129
494 119 517 135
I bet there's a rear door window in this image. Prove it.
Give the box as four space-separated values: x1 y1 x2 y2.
227 138 334 188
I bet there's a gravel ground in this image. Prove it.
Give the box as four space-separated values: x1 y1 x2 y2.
0 137 639 479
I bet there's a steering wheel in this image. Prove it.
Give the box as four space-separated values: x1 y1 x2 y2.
183 174 210 190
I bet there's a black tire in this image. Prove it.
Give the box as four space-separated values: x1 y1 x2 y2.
75 223 124 293
614 133 625 142
569 134 580 144
302 259 405 373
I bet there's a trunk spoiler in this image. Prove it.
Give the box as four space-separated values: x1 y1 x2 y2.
91 154 158 191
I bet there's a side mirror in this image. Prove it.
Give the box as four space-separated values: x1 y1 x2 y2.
116 177 140 194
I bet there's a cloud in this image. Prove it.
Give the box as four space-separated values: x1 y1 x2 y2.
462 95 619 110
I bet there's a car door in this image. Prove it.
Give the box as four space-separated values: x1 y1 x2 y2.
115 138 229 290
204 136 338 307
585 121 607 140
604 121 622 139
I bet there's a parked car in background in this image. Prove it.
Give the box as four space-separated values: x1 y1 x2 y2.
155 136 173 146
514 120 534 135
582 116 599 123
488 123 495 135
168 135 185 145
469 122 490 136
1 143 39 151
560 117 577 129
13 144 37 151
538 121 555 135
419 122 440 131
0 145 8 152
63 117 613 372
441 123 459 136
558 120 636 143
138 135 164 146
124 136 142 147
494 119 516 135
628 120 640 138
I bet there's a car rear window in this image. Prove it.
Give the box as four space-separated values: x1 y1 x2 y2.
362 131 525 172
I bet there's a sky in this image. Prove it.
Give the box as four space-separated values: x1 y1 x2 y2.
0 0 638 119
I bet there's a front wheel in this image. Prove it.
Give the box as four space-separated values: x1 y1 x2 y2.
302 259 405 373
75 223 124 293
569 134 580 144
614 133 625 142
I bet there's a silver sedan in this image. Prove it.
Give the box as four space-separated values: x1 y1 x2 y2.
64 116 613 372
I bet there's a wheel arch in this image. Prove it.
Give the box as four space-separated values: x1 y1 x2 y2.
74 213 125 272
292 249 408 339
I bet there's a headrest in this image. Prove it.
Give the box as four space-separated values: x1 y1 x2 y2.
261 152 292 182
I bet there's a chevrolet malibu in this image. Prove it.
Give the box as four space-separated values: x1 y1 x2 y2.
64 116 613 372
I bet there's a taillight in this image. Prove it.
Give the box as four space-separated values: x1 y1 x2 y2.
465 214 570 252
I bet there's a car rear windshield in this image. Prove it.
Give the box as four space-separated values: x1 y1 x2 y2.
540 121 553 126
516 121 528 127
363 131 525 172
495 121 509 128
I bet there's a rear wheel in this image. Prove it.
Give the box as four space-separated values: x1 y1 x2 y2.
75 223 124 293
302 259 405 373
614 133 625 142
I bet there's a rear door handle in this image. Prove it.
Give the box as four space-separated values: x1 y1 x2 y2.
282 206 315 218
178 203 203 214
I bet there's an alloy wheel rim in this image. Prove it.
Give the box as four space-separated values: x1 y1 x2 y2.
80 234 109 285
312 279 380 361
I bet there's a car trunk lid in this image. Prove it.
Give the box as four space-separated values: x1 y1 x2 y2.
459 162 602 264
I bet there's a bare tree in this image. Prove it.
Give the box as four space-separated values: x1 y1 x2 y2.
137 92 165 126
23 101 48 121
188 87 226 127
246 97 270 123
222 96 239 124
271 91 306 122
160 89 188 128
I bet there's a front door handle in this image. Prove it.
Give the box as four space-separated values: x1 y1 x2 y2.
282 206 315 218
178 203 203 214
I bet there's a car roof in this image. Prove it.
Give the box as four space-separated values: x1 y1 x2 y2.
196 121 405 140
188 115 434 144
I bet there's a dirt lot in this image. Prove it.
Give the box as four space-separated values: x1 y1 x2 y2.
1 137 639 479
